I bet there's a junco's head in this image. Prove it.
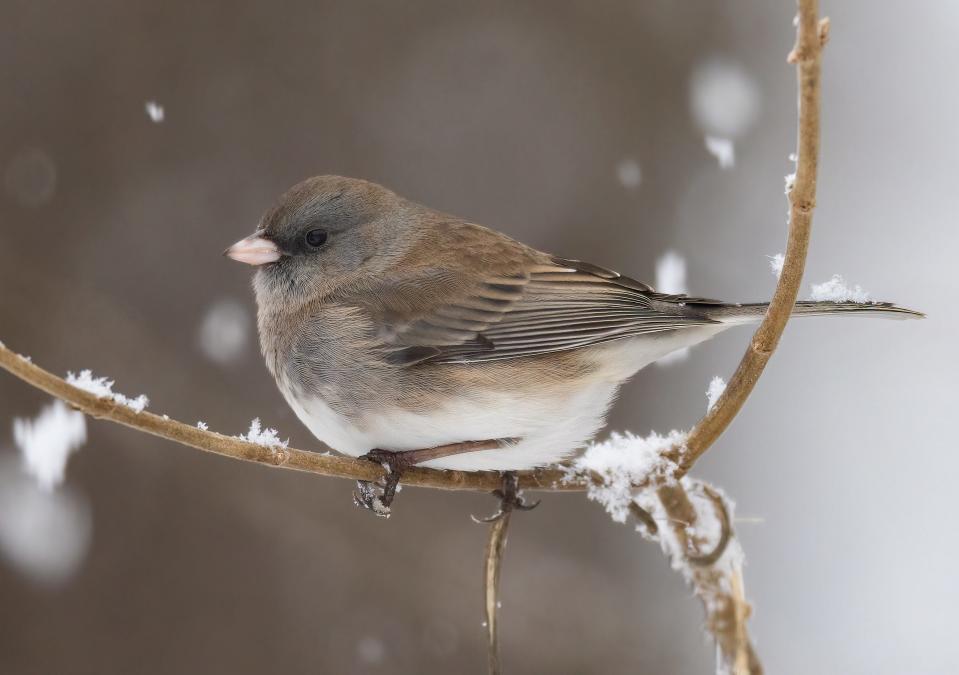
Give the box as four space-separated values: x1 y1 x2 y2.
225 175 413 303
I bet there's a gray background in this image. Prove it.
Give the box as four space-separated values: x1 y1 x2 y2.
1 1 955 673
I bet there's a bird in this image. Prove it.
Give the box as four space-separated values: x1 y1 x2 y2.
226 175 921 514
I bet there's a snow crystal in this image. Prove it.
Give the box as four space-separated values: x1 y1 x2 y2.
66 369 149 413
704 136 735 169
237 418 288 447
809 274 870 303
706 376 727 412
198 299 250 365
568 430 687 523
145 100 165 123
196 421 209 431
769 253 785 279
655 251 690 366
784 172 796 194
12 401 87 491
616 158 643 189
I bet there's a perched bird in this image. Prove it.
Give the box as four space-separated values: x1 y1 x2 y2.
226 175 920 512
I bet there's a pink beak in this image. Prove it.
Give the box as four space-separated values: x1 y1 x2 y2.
224 233 282 266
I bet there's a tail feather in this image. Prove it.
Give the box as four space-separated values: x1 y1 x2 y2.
702 300 924 324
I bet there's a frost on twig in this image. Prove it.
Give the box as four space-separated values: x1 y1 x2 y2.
768 254 785 279
809 274 870 303
236 418 288 448
644 480 759 675
706 377 727 412
66 370 149 413
567 430 686 523
12 400 87 491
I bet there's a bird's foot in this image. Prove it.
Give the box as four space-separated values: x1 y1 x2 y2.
352 449 410 518
352 439 516 518
473 472 541 523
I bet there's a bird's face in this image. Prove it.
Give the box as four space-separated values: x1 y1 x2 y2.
226 175 410 307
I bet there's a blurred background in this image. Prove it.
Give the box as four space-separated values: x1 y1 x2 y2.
1 1 955 673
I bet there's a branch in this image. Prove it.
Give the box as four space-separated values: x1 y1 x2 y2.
0 343 576 493
483 512 511 675
672 0 828 479
644 3 827 672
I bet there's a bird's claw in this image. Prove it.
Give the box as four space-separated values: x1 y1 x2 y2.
472 472 541 523
352 479 392 518
352 449 405 518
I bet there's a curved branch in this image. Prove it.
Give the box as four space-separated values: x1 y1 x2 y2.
0 343 578 492
673 1 828 477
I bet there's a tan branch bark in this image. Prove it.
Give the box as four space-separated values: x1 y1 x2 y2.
646 3 827 673
0 343 574 493
483 512 511 675
673 1 827 478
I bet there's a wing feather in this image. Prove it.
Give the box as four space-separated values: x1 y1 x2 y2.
384 256 717 365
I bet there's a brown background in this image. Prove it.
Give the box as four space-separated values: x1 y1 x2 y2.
1 1 955 673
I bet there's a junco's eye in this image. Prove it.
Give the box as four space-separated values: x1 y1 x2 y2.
305 229 328 248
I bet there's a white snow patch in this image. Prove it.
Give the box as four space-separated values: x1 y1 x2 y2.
769 253 786 279
704 136 735 169
769 253 785 279
237 419 288 447
145 100 165 123
616 158 643 189
12 401 87 492
568 430 686 523
706 376 727 412
810 274 870 303
66 369 149 413
784 172 796 194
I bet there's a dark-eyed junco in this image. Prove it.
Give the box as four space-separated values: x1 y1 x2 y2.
226 175 919 495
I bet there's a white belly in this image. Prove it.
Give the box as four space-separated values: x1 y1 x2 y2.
281 325 730 471
283 377 619 471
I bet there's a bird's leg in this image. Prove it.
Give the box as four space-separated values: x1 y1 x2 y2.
352 439 511 518
473 472 541 524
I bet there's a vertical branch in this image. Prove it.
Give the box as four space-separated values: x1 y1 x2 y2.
676 0 829 475
636 2 829 672
483 513 511 675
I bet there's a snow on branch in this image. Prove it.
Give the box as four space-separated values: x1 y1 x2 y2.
66 369 149 413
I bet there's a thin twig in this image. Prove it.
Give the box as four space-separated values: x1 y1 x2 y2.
647 3 827 672
671 0 828 479
0 343 576 493
483 511 511 675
